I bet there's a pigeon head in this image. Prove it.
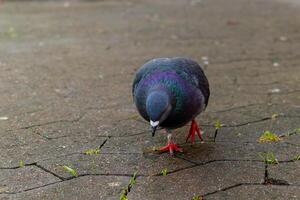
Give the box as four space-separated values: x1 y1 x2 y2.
146 90 172 136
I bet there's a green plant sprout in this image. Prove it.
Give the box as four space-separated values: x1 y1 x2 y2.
258 131 281 143
127 114 140 120
213 120 223 142
120 192 128 200
271 113 279 120
84 148 100 155
129 172 137 186
7 26 18 39
192 195 203 200
214 120 223 130
294 155 300 161
19 160 25 168
62 165 78 177
120 172 138 200
161 168 168 176
259 152 279 165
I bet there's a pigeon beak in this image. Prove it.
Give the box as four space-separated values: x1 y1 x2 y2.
150 120 159 137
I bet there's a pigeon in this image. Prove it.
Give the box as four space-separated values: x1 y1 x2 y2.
132 57 210 155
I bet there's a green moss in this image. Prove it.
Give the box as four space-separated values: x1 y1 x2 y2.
84 148 100 155
19 160 25 168
214 120 223 130
161 168 168 176
62 165 78 177
192 195 203 200
271 113 279 120
259 131 281 143
259 152 279 165
120 172 138 200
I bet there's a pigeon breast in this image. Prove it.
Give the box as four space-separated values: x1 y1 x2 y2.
133 57 210 129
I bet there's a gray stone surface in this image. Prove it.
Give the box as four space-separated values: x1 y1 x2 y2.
269 162 300 185
127 161 264 199
37 152 194 178
0 166 60 193
205 185 300 200
14 176 130 200
0 0 299 199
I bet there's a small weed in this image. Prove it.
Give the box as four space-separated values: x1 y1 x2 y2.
84 148 100 155
120 193 128 200
19 160 25 168
7 26 18 38
271 113 279 120
62 165 78 177
129 172 137 186
294 155 300 161
120 172 138 200
161 168 168 176
259 131 281 143
259 152 279 165
213 120 223 142
127 114 140 120
214 120 223 130
192 195 203 200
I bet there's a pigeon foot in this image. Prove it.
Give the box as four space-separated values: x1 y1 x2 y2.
186 119 204 144
160 134 183 156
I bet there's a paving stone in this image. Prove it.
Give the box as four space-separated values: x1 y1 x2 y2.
0 129 107 168
102 128 167 153
37 152 194 179
211 117 300 143
0 166 60 193
0 194 12 200
176 141 300 163
27 115 147 139
268 161 300 185
0 0 299 199
127 161 264 199
13 176 130 200
205 185 300 200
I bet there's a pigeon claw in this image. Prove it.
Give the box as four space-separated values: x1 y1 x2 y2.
159 142 183 156
186 119 204 144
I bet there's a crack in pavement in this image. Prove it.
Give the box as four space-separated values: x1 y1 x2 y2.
0 152 143 170
203 182 300 198
203 182 261 197
0 162 36 170
152 159 263 177
201 117 271 128
205 114 300 128
34 163 65 181
0 156 298 195
279 129 300 138
0 110 298 196
3 105 299 140
99 138 109 149
6 116 84 132
1 181 63 195
0 173 141 195
0 139 110 170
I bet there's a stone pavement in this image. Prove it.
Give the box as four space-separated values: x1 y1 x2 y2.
0 0 299 199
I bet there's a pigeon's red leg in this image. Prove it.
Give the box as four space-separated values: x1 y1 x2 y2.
160 134 183 156
186 119 204 144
